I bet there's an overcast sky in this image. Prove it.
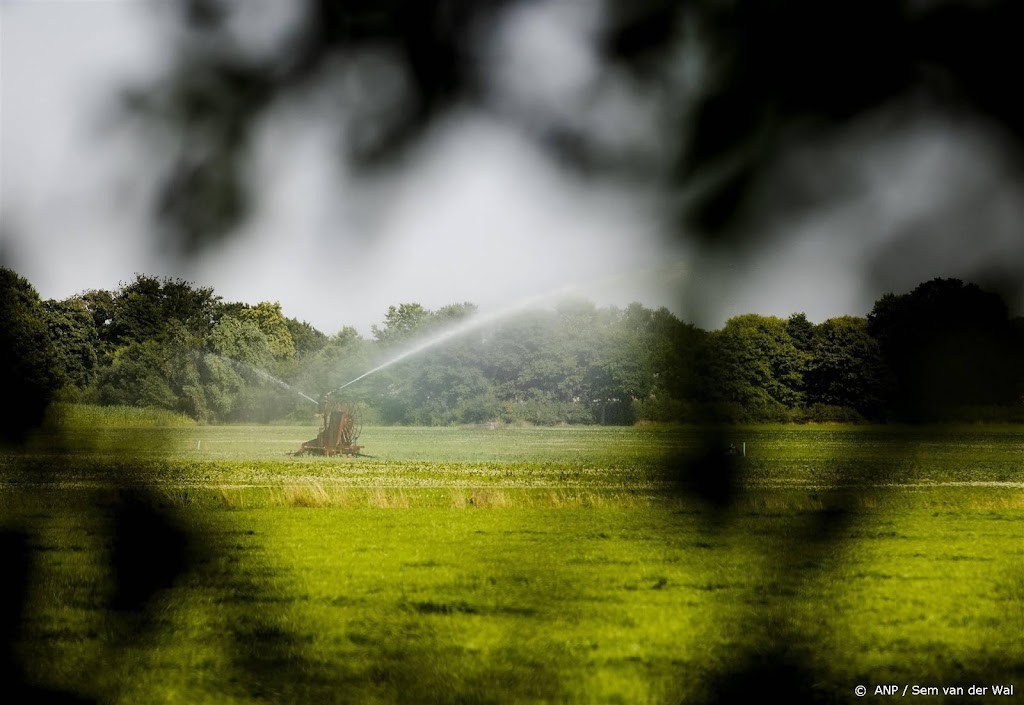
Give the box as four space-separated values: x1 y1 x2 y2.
2 1 1022 336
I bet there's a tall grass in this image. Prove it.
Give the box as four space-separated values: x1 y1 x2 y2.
48 403 196 428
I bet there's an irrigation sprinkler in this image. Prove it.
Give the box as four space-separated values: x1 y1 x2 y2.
328 287 577 396
292 392 365 457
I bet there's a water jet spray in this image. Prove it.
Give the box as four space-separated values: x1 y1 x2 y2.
332 286 575 393
210 354 319 405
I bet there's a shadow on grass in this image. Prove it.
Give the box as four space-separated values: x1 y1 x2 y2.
3 418 1023 703
662 428 1024 703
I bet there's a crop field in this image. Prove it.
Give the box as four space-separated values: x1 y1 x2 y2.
2 414 1023 704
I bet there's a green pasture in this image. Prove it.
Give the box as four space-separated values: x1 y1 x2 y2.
2 415 1023 703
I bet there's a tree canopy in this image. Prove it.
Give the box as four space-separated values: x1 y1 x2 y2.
3 270 1022 427
868 278 1020 419
0 268 63 442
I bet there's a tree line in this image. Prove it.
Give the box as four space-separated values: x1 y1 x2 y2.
2 268 1023 433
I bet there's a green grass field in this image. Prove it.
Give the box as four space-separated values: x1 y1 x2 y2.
2 415 1023 704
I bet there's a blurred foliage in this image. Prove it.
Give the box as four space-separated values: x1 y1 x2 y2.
868 278 1021 419
123 0 1024 254
0 268 63 443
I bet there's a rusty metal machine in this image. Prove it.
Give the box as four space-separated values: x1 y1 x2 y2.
294 394 363 456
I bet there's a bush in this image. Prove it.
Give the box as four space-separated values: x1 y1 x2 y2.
633 397 695 423
48 403 196 428
498 399 596 426
794 404 866 424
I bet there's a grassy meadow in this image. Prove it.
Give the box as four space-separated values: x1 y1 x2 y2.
2 410 1023 703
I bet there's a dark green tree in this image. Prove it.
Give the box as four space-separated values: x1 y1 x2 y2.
42 298 101 394
371 303 432 346
78 288 117 361
285 317 328 358
237 301 295 360
206 315 273 368
786 312 815 353
867 278 1018 419
481 309 582 422
644 307 706 421
401 348 497 426
806 316 889 419
701 314 805 419
583 305 655 425
109 275 219 347
200 315 276 420
98 339 178 411
1012 317 1024 406
0 268 62 442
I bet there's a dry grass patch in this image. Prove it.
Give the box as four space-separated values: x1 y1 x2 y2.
466 489 511 508
967 493 1024 511
284 483 333 508
218 485 251 509
448 488 469 508
368 486 410 508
